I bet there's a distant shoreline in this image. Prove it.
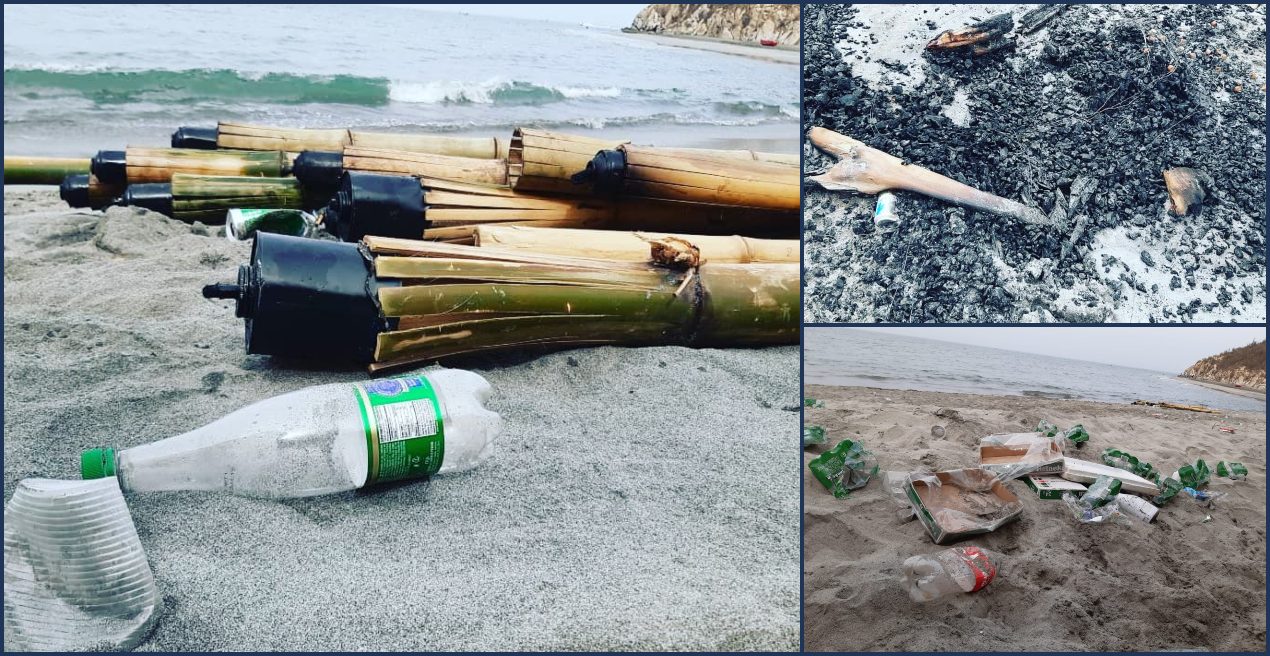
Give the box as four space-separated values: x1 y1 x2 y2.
1177 376 1267 400
619 30 798 64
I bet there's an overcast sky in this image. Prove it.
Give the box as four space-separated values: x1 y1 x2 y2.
853 327 1266 372
387 4 646 27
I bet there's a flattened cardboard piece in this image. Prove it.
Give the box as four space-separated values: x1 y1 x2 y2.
1061 457 1158 495
905 468 1024 544
1023 474 1087 500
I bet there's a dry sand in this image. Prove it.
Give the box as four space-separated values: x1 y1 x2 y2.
621 31 799 65
2 188 800 651
803 384 1266 652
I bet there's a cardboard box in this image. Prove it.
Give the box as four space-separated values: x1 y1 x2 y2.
1061 458 1158 495
1023 475 1087 500
905 468 1024 544
979 443 1064 478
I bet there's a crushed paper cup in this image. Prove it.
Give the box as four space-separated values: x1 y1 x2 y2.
4 478 160 651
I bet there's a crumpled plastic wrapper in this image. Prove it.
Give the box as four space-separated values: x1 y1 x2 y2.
808 439 879 499
978 432 1066 480
4 478 160 651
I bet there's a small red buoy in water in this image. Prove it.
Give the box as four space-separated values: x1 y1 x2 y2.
760 39 778 47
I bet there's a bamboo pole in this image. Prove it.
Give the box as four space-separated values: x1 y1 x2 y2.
113 174 310 223
169 174 311 223
341 147 508 186
209 122 507 159
4 157 91 185
473 225 799 263
640 147 798 166
93 148 291 185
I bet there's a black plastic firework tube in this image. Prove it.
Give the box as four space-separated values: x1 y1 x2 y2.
203 232 798 372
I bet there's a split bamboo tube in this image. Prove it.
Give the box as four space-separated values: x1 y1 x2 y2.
508 128 627 194
115 174 312 223
340 147 508 185
584 145 801 211
169 174 312 223
473 225 799 263
93 148 291 185
423 178 613 230
644 148 799 167
209 122 509 159
363 235 798 371
4 157 91 185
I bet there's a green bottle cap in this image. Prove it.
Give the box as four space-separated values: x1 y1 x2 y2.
80 448 116 480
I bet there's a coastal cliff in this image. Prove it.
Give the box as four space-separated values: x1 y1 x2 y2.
1182 341 1266 391
629 4 800 46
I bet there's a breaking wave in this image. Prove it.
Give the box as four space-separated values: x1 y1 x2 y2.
4 67 795 121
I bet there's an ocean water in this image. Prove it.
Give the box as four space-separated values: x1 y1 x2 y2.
2 4 797 155
806 328 1266 413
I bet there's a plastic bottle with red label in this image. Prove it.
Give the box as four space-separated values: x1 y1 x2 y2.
902 546 998 602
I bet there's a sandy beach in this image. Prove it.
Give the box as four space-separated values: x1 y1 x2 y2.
803 384 1266 652
621 31 799 64
1180 377 1267 400
2 188 800 651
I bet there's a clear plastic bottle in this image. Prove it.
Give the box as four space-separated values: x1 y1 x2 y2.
903 546 997 602
80 370 501 499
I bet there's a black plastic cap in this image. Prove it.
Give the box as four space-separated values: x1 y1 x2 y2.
171 126 219 149
59 174 93 208
292 150 346 199
201 233 388 362
119 183 173 216
321 171 425 243
573 149 627 194
90 150 128 185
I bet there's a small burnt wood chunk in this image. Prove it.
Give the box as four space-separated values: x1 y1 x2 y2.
926 13 1015 57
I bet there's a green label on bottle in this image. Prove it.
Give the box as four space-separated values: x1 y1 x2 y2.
354 375 445 485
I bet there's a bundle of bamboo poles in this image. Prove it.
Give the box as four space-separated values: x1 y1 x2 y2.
576 144 801 211
319 171 798 243
507 128 627 195
6 125 800 248
365 235 799 370
173 121 510 159
204 232 798 371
